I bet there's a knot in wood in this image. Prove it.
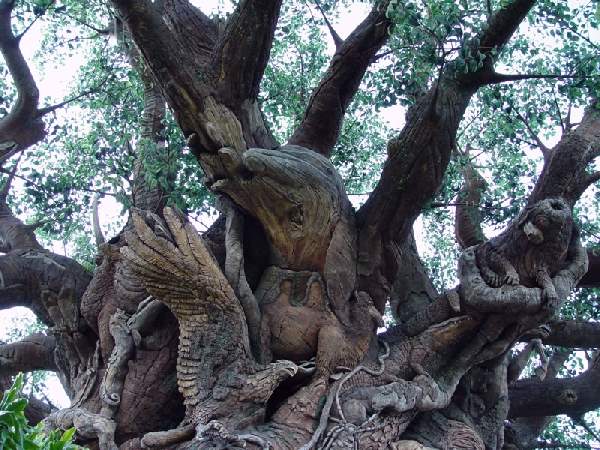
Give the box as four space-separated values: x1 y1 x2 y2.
558 388 578 405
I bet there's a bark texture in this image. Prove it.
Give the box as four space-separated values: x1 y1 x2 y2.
2 0 600 449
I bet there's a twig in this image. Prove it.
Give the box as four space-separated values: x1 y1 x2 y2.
37 74 112 116
312 0 342 49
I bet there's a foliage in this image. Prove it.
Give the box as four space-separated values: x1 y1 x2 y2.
260 1 391 192
0 311 55 403
0 374 80 450
541 411 600 450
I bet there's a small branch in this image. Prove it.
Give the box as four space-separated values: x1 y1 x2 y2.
523 442 591 449
371 49 394 62
571 415 600 442
508 103 551 158
312 0 342 49
15 14 43 41
61 10 111 35
480 72 595 85
552 89 567 133
92 194 105 247
529 101 600 205
14 0 56 41
37 75 111 116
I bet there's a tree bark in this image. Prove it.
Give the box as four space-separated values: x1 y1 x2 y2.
4 0 600 448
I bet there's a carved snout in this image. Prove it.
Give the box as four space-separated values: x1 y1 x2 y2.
523 220 544 244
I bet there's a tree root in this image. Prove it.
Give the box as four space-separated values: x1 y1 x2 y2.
196 420 273 449
140 424 195 448
45 407 117 450
299 340 390 450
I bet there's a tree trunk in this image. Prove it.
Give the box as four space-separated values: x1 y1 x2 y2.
2 0 600 449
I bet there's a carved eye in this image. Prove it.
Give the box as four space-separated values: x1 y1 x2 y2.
550 200 564 210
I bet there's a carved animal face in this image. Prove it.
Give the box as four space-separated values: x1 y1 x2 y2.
210 145 349 270
519 198 572 245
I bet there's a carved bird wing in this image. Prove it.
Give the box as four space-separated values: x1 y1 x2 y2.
120 207 252 360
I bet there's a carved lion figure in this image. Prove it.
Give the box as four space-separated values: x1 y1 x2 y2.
475 197 577 310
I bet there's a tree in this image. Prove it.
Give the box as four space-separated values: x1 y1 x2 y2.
1 0 599 448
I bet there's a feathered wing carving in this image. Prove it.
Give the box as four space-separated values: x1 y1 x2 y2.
120 208 297 434
121 207 252 414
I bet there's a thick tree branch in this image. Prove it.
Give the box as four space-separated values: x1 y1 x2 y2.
288 0 391 156
113 0 276 167
0 0 45 153
0 333 57 377
579 248 600 288
161 0 217 68
213 0 283 104
458 0 536 88
0 249 91 327
508 104 551 158
529 102 600 205
110 0 214 146
359 0 537 238
539 320 600 348
455 162 488 249
353 0 561 313
509 355 600 418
